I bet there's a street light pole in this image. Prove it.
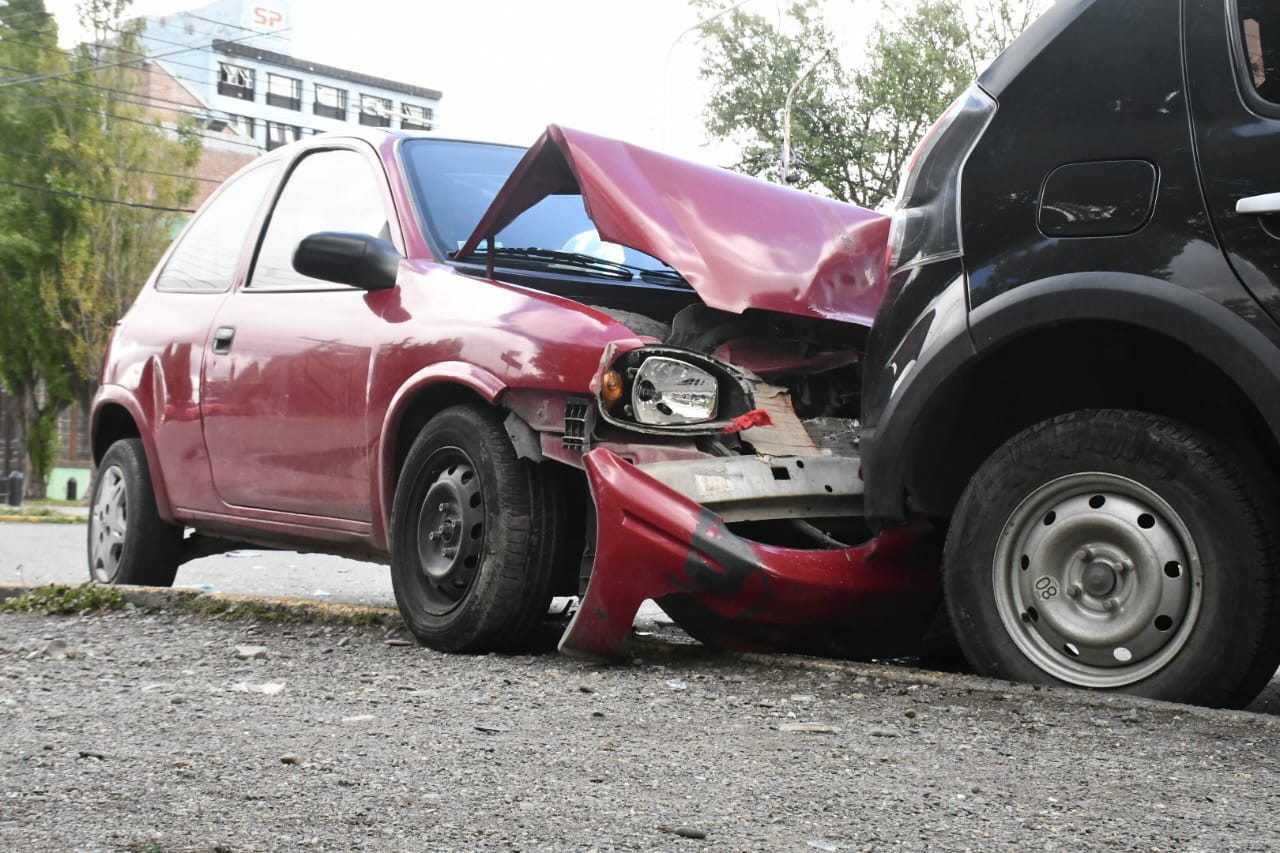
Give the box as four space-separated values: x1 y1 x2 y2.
780 48 831 184
660 0 757 148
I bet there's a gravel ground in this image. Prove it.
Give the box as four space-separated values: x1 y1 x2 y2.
3 610 1280 852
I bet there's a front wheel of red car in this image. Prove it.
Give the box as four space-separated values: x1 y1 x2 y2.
944 410 1280 708
390 405 564 653
87 438 183 587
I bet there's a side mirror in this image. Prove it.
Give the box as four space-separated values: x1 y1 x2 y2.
292 231 401 292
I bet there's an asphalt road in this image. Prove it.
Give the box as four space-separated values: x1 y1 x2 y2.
5 518 1280 849
3 516 399 608
6 518 1280 717
4 610 1280 852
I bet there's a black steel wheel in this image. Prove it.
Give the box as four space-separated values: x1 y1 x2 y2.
390 405 565 653
87 438 182 587
945 410 1280 708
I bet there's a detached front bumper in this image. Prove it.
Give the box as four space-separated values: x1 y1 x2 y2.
559 448 942 662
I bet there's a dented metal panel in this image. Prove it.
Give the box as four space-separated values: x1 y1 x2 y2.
559 448 941 663
458 125 891 325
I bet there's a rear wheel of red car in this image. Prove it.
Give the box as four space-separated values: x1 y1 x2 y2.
945 410 1280 708
390 405 564 653
87 438 183 587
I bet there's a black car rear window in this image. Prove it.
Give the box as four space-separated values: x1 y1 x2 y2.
1239 1 1280 103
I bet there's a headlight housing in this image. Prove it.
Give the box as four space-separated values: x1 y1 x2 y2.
597 345 754 435
632 357 718 425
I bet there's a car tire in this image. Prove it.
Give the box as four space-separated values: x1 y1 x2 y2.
390 404 565 653
87 438 183 587
945 409 1280 708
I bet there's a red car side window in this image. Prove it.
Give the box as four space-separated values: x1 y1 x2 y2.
248 148 389 291
154 163 278 293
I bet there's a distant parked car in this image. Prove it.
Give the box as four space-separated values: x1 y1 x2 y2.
861 0 1280 707
89 127 939 660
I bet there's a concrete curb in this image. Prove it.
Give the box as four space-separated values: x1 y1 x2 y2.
0 581 1271 724
0 515 85 524
0 583 401 627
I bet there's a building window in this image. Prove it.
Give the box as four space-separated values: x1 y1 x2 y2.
217 62 254 101
266 73 302 110
400 103 434 130
266 121 302 151
228 114 255 139
358 94 392 127
314 84 346 120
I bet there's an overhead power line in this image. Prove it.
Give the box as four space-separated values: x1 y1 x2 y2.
0 87 267 152
0 59 234 115
0 23 289 88
7 15 280 79
0 176 196 213
0 143 221 184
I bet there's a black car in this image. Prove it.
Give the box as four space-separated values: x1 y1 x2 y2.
862 0 1280 707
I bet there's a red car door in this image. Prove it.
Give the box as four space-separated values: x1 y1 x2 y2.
200 144 398 522
134 161 280 514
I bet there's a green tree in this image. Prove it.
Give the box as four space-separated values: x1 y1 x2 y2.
0 0 79 497
0 0 200 497
695 0 1048 207
42 0 201 412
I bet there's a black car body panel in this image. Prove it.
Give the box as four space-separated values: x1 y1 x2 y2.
862 0 1280 522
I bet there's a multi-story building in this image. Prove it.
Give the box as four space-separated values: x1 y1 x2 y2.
141 0 441 156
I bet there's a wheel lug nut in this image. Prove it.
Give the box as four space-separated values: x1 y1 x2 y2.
438 502 449 512
442 547 456 558
1118 560 1132 574
1104 597 1119 612
427 531 440 542
1068 584 1083 599
1078 548 1094 562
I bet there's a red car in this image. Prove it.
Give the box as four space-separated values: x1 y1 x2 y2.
88 126 938 660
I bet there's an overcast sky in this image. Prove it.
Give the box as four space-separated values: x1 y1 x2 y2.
38 0 881 165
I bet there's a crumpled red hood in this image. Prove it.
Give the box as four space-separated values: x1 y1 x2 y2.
457 125 889 326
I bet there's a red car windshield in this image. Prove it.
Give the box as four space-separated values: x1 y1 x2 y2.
400 138 673 274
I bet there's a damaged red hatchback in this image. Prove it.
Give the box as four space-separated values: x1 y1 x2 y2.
89 126 939 660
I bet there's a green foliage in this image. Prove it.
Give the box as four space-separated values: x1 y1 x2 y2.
0 0 200 494
1 582 126 614
695 0 1049 207
0 503 84 521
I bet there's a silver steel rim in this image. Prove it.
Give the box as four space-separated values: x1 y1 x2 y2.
90 465 128 583
414 448 486 615
993 472 1202 688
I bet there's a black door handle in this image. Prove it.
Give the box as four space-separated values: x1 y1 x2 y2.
212 326 236 355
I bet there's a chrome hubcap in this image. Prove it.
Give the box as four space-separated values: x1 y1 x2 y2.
994 472 1201 688
89 465 128 583
415 452 485 612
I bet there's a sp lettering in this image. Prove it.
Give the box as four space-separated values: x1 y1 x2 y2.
252 6 284 28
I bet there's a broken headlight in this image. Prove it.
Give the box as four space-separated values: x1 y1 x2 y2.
597 345 754 436
632 356 718 425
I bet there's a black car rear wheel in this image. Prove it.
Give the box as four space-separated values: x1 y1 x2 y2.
390 405 564 653
945 410 1280 708
87 438 182 587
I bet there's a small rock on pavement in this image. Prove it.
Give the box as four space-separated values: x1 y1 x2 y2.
778 722 837 734
660 825 707 840
27 639 73 660
231 681 286 695
235 645 268 660
384 639 412 647
869 726 902 738
280 754 300 765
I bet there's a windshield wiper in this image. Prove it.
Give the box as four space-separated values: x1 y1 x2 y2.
452 246 634 280
635 267 690 288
